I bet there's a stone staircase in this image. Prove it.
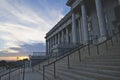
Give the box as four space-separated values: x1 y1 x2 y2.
33 35 120 80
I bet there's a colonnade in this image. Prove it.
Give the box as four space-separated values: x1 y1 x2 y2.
46 0 114 55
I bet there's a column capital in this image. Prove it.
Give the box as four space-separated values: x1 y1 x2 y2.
71 7 75 13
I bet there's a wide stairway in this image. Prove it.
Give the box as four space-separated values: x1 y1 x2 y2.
33 34 120 80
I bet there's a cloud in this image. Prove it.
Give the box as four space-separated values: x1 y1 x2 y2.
0 0 69 59
21 43 46 54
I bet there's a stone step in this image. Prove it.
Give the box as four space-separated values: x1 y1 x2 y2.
35 66 78 80
32 36 120 80
56 63 120 71
45 69 75 80
82 59 120 63
57 57 120 66
81 61 120 66
57 55 120 65
34 65 74 80
47 65 120 80
33 68 53 80
45 67 96 80
54 64 120 77
84 54 120 60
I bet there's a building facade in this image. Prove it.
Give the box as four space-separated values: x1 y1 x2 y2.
45 0 120 57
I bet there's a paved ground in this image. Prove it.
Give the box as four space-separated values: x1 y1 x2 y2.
24 68 43 80
0 68 43 80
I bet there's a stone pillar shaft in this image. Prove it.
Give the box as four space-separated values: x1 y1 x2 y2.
53 36 55 45
48 39 50 54
48 40 50 54
49 38 51 53
46 40 48 55
72 12 77 44
66 28 69 43
81 2 89 43
95 0 107 37
55 35 57 45
58 33 60 44
118 0 120 5
78 19 82 43
51 38 52 51
61 31 64 43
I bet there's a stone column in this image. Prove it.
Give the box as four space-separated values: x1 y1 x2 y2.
66 27 69 43
81 1 89 44
47 39 50 54
72 12 77 44
58 33 60 44
46 40 48 55
119 0 120 5
53 36 55 45
50 38 53 56
61 30 64 43
47 40 49 54
55 35 57 45
78 19 82 43
49 38 51 53
95 0 107 41
51 37 53 48
50 37 52 48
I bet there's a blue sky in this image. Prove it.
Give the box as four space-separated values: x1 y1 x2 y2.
0 0 70 60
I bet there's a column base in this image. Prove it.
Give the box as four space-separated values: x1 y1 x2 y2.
98 36 107 43
82 41 89 45
93 36 107 45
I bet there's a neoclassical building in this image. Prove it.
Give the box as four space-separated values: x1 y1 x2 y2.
45 0 120 57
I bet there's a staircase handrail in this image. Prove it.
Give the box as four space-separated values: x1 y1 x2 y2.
35 43 82 66
42 32 119 80
43 43 89 80
0 66 23 80
44 44 87 67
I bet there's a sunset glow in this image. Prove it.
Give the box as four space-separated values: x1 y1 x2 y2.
0 56 29 61
17 56 29 60
0 57 17 61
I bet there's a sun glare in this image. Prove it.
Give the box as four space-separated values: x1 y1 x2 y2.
17 56 29 60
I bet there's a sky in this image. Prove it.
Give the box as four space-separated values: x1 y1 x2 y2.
0 0 70 60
